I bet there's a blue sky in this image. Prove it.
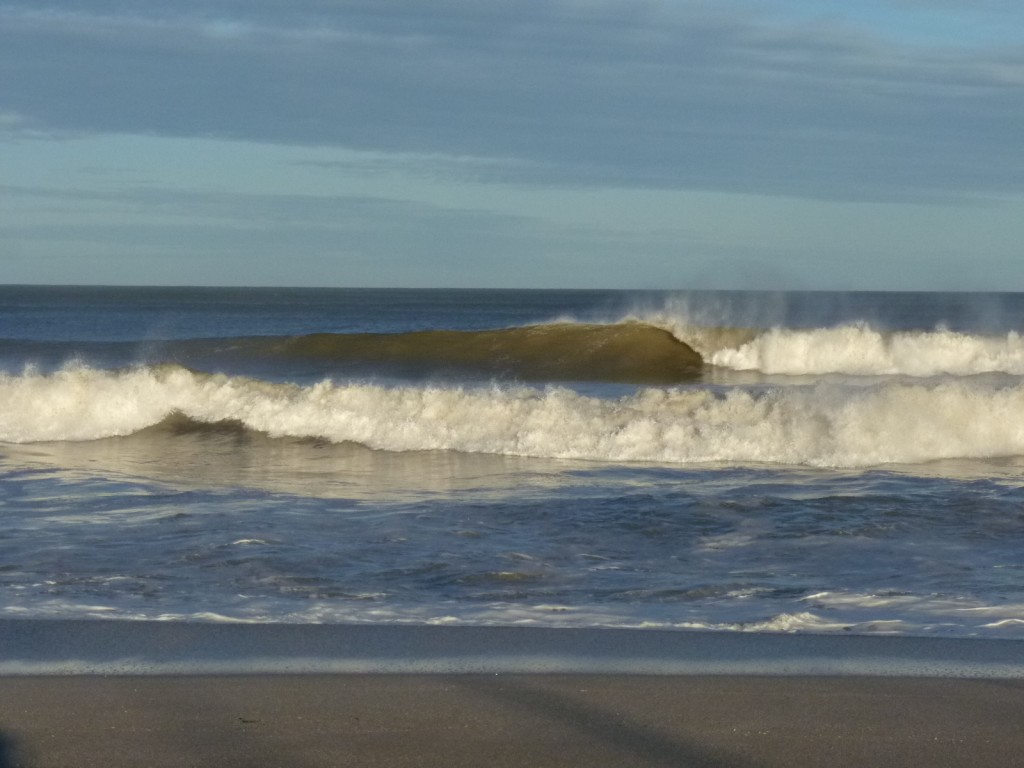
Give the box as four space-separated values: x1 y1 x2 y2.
1 0 1022 289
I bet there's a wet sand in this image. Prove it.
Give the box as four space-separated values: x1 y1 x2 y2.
3 674 1024 767
2 621 1023 767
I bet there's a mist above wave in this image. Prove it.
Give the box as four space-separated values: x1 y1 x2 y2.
624 292 1024 378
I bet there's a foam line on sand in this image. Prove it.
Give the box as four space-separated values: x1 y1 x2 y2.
2 619 1023 677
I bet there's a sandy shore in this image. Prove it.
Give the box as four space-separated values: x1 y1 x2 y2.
4 673 1024 767
2 620 1023 766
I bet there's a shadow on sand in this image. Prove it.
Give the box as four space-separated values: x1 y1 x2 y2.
456 675 753 767
0 733 19 768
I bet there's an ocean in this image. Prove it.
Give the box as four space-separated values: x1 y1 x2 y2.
2 286 1023 637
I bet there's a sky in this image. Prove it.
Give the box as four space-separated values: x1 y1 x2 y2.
1 0 1022 290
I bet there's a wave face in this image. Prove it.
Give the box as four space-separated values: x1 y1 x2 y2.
0 322 702 385
5 364 1024 468
249 322 702 384
706 323 1024 377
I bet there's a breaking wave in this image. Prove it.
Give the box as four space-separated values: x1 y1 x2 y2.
0 322 702 385
253 322 702 383
706 323 1024 377
5 364 1024 468
9 318 1024 381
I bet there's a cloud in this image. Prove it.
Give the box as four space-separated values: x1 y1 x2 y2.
1 0 1023 201
1 180 707 288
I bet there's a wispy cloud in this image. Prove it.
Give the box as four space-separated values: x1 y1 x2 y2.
0 179 708 287
2 0 1023 202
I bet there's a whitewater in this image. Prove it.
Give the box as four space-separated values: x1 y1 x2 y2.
4 364 1024 467
705 322 1024 377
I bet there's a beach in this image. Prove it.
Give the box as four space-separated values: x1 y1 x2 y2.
6 673 1024 767
2 621 1024 767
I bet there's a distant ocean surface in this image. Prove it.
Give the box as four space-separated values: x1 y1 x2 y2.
2 286 1024 637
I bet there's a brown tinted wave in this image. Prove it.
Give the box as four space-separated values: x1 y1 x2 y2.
253 322 703 384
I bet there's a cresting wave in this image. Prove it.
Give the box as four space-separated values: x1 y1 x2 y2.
9 320 1024 380
265 321 1024 379
5 364 1024 468
212 322 703 384
702 323 1024 377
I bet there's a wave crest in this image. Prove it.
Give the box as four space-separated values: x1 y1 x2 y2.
5 365 1024 468
710 324 1024 377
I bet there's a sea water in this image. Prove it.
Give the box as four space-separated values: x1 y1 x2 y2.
1 286 1023 636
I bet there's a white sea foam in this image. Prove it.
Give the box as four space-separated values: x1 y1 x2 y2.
5 364 1024 467
709 324 1024 377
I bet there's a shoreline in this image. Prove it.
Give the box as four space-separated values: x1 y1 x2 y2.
2 618 1023 677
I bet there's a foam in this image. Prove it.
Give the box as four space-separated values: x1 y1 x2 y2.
1 619 1022 677
710 324 1024 377
4 365 1024 467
